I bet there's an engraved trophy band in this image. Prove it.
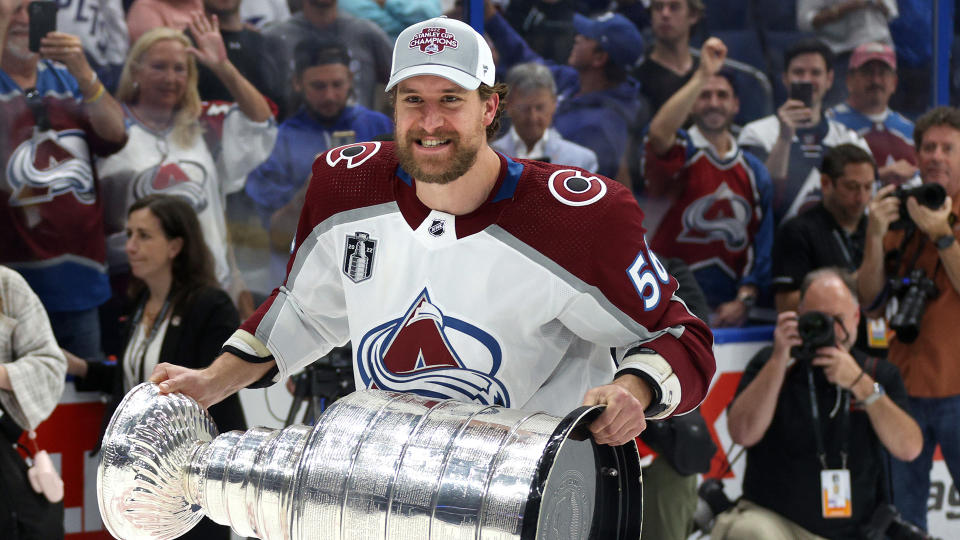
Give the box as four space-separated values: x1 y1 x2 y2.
97 383 642 539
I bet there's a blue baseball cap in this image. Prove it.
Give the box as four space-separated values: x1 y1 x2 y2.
573 12 644 68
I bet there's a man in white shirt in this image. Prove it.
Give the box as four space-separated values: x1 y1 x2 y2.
491 62 598 172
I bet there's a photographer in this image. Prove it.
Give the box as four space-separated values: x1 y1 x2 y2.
858 106 960 532
715 268 921 539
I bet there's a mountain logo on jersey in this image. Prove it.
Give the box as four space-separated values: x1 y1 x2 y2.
409 27 458 55
548 169 607 206
5 129 96 206
679 181 751 251
326 142 381 169
356 288 510 406
132 160 209 211
343 232 377 283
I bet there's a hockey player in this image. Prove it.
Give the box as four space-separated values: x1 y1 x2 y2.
150 17 716 445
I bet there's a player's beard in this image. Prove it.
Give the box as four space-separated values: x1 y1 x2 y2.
396 128 480 185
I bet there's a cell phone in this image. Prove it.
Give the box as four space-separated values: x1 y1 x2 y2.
28 1 58 53
789 81 813 108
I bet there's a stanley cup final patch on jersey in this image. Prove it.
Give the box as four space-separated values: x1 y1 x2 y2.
409 27 459 55
343 232 378 283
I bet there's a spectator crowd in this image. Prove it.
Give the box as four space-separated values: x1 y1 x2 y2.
1 0 958 538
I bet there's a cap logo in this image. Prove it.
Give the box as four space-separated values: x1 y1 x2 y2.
409 27 459 55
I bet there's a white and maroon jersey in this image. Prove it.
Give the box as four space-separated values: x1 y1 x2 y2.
97 102 276 290
1 61 124 312
643 127 774 309
226 142 716 416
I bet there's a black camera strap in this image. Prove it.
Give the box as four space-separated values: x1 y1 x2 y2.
806 364 851 470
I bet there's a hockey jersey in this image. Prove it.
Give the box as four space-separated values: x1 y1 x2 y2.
643 127 774 309
738 114 869 225
97 102 276 291
828 104 916 183
0 61 124 312
225 142 716 416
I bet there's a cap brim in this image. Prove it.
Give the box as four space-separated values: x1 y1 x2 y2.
386 64 482 92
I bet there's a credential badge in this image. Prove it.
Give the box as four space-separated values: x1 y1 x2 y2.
343 232 377 283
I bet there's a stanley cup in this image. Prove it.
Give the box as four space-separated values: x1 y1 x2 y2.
97 383 642 540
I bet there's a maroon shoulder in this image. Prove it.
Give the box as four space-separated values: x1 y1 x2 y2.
498 160 716 413
498 159 648 284
299 141 400 230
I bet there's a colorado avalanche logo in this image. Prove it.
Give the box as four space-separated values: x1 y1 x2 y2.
409 27 458 55
548 169 607 206
679 182 751 251
356 288 510 406
131 160 209 211
5 130 95 206
326 142 381 169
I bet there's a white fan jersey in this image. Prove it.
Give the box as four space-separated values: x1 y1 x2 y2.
225 142 716 417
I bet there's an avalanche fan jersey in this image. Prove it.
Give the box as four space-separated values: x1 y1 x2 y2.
738 115 869 225
643 128 774 309
226 142 716 416
828 104 916 184
0 61 124 312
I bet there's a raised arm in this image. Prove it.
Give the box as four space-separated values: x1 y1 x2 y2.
40 31 126 143
647 38 727 155
187 12 271 123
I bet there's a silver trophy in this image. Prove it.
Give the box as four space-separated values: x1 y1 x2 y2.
98 383 642 539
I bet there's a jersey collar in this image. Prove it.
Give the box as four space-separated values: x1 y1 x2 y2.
393 151 524 238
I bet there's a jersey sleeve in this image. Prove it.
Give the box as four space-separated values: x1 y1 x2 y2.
741 153 775 292
566 185 716 414
641 129 692 197
225 155 350 382
204 102 278 195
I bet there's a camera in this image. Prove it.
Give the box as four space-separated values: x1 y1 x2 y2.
890 183 947 229
692 478 735 533
861 504 938 540
888 268 939 344
790 311 836 362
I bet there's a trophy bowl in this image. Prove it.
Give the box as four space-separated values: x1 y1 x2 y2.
98 384 642 539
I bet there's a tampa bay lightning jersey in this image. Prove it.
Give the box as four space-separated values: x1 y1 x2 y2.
226 142 716 416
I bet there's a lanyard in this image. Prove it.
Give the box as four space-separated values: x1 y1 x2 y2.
129 297 172 383
805 363 850 470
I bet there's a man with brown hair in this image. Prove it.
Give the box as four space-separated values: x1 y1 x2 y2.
150 17 717 447
633 0 703 113
859 105 960 531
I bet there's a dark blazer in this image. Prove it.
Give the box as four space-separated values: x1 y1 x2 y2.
78 286 247 441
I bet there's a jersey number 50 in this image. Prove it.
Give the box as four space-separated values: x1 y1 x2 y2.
627 248 670 311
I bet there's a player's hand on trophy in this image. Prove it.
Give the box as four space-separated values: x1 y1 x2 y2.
581 375 650 446
148 363 224 408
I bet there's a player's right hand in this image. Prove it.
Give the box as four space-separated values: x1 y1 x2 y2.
149 363 227 409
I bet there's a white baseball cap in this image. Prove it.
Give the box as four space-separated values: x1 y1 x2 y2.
386 17 496 92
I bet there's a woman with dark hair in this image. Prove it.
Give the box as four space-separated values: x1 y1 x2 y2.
66 194 244 540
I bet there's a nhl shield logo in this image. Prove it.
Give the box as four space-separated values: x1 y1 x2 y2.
343 232 377 283
409 27 458 55
428 218 446 237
